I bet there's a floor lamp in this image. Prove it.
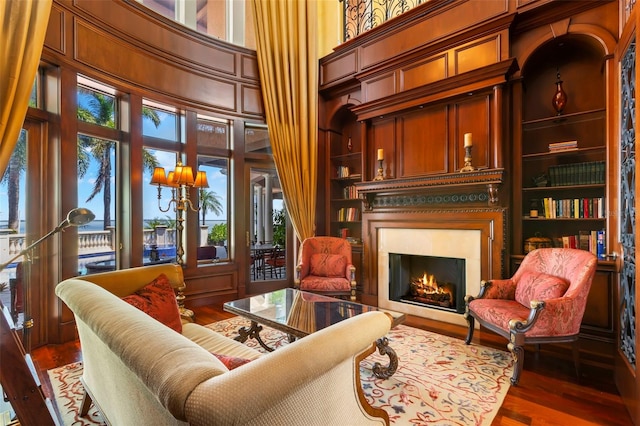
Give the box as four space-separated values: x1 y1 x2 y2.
0 207 95 349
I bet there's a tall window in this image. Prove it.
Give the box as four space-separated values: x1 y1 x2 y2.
0 129 28 326
197 115 230 264
143 148 180 263
76 78 119 275
142 99 183 263
197 156 229 263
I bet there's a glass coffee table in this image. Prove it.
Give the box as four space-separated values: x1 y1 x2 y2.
223 288 406 378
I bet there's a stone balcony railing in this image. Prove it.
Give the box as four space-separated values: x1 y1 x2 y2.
0 226 177 266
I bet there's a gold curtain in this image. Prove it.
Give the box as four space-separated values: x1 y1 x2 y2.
0 0 52 175
251 0 318 243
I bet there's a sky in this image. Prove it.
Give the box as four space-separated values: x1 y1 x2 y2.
0 105 229 226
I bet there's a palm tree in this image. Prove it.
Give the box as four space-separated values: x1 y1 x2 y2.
199 190 223 225
77 88 160 229
1 130 26 231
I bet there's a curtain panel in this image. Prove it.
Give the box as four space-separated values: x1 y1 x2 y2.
0 0 52 176
251 0 318 243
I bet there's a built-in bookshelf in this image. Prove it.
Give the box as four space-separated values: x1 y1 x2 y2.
515 35 608 260
328 121 364 246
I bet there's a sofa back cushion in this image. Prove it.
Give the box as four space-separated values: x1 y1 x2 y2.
122 273 182 333
310 254 346 277
515 271 569 307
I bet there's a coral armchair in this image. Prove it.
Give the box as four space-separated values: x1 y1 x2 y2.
464 248 598 385
294 236 357 301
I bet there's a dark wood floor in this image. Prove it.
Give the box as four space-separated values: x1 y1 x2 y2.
32 303 634 426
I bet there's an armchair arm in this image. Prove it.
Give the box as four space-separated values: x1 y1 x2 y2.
347 264 356 282
508 300 546 335
467 279 516 303
528 296 582 336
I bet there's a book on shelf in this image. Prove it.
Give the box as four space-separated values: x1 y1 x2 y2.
558 229 606 258
538 196 605 219
548 161 605 186
548 140 578 152
343 185 358 199
337 207 360 222
337 165 350 178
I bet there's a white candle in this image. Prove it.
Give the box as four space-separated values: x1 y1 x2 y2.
377 149 384 161
464 133 473 148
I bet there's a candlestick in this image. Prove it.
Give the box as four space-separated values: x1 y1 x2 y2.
460 144 475 172
374 159 384 181
464 133 473 148
377 148 384 161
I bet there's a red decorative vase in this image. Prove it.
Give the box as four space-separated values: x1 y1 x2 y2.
552 73 567 115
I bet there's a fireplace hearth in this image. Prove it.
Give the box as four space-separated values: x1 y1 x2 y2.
389 253 465 314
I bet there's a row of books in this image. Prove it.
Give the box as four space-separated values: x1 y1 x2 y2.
336 165 351 178
337 207 360 222
555 229 606 259
342 185 359 199
535 197 605 219
548 161 605 186
548 140 578 152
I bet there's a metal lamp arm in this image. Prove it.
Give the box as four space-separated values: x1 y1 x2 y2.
0 219 69 271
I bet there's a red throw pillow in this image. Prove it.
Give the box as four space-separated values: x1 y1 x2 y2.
515 271 569 307
122 273 182 333
211 353 252 370
310 253 347 277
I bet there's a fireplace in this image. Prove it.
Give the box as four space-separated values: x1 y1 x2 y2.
356 174 507 326
389 253 465 314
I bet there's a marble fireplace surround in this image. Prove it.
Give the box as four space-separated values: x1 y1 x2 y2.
362 208 507 327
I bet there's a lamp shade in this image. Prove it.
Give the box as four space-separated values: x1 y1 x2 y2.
166 171 180 188
151 167 167 185
67 208 95 226
194 171 209 188
175 165 195 186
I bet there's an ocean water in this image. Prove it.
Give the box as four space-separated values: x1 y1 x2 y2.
1 219 226 234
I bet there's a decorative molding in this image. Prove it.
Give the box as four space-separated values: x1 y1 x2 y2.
356 168 504 210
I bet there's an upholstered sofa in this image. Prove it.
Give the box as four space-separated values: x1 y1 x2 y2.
55 264 391 425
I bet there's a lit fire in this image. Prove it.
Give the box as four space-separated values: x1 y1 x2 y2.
410 272 447 297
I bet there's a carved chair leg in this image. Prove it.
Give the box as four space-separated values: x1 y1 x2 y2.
79 389 93 416
463 313 475 344
507 342 524 386
572 340 581 382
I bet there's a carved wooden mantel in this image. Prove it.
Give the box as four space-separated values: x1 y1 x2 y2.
355 168 504 210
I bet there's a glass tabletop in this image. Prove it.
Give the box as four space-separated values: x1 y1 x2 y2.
223 288 405 337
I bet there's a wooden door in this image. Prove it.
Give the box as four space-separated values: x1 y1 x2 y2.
615 9 639 424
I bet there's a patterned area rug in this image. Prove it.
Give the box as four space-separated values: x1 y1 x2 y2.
48 316 512 425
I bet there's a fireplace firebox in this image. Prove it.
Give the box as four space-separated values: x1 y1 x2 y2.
388 253 465 314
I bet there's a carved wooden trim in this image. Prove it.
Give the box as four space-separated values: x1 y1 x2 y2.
355 168 504 209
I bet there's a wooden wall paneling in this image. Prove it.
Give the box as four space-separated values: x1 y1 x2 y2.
453 34 502 75
359 0 509 70
582 266 615 339
241 85 264 116
319 50 359 88
400 54 448 92
362 72 396 103
45 4 65 54
369 118 396 180
454 95 491 171
73 0 239 76
398 106 448 177
240 54 260 80
74 20 238 112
